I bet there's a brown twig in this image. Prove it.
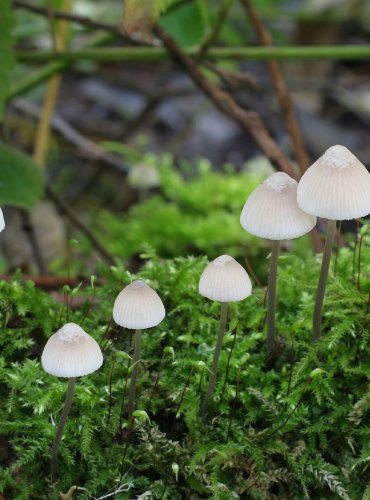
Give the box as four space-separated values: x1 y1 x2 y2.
19 209 48 275
244 255 262 288
45 185 115 265
220 328 238 405
198 0 234 57
226 364 242 441
241 0 309 175
12 0 145 46
11 100 129 175
153 25 298 179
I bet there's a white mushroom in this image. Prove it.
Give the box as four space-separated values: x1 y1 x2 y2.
113 280 165 418
297 145 370 342
198 255 252 415
41 322 103 476
240 172 316 352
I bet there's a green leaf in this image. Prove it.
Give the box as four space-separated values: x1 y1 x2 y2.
0 144 43 208
160 0 208 47
0 0 15 121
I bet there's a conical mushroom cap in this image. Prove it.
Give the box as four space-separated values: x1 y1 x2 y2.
113 280 165 329
199 255 252 302
240 172 317 240
0 209 5 233
127 163 160 189
41 323 103 378
297 145 370 220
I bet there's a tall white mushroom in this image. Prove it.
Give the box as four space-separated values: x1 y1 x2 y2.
199 255 252 415
113 280 165 418
240 172 317 353
41 322 103 476
297 145 370 342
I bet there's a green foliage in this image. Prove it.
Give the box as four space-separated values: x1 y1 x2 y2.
160 0 209 47
0 144 43 208
0 0 15 121
0 232 369 498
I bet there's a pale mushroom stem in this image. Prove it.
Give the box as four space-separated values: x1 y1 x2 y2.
313 219 337 343
267 240 280 353
127 328 142 419
200 302 228 416
51 376 76 477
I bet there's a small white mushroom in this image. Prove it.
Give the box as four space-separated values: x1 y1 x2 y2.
41 322 103 477
240 172 316 352
199 255 252 415
113 280 165 418
0 208 5 233
297 145 370 342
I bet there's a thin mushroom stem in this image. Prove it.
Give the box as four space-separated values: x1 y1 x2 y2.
127 328 142 419
267 240 280 353
199 302 228 416
313 219 336 343
50 376 76 477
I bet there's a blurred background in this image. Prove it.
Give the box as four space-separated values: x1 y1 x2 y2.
1 0 370 278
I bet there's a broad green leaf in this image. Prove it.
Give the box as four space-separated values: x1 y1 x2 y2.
0 144 43 208
0 0 15 121
160 0 208 47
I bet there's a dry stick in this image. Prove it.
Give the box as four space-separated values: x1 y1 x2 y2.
241 0 309 175
148 351 165 410
357 233 363 291
226 365 242 441
198 0 234 57
267 240 280 353
244 255 262 288
127 329 142 419
99 318 113 347
11 100 129 175
45 185 115 265
19 209 47 275
153 25 298 180
220 328 237 405
119 416 135 482
199 302 228 416
312 219 337 343
174 366 194 422
50 376 76 477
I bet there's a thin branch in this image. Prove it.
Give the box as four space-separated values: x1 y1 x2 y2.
15 45 370 64
198 0 234 57
45 185 115 265
153 25 297 178
11 99 129 174
12 0 144 45
241 0 310 174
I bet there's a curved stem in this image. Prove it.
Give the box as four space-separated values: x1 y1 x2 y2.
267 240 280 353
313 219 336 343
127 329 142 419
50 376 76 477
199 302 228 416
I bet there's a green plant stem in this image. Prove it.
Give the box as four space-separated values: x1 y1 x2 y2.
313 219 336 343
267 240 279 353
15 45 370 65
200 302 228 416
50 376 76 477
127 329 142 419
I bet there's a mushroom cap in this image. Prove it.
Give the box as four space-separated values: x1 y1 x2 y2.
199 255 252 302
0 209 5 233
297 145 370 220
113 280 165 329
240 172 317 240
127 163 160 189
41 323 103 378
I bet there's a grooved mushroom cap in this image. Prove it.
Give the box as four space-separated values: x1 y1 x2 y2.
41 323 103 378
199 255 252 302
240 172 317 240
297 145 370 220
127 163 160 189
0 209 4 233
113 280 165 329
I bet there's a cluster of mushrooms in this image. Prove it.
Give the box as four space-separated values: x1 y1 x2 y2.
23 144 370 475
